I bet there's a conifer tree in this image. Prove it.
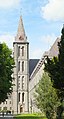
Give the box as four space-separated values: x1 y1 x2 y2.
35 72 60 119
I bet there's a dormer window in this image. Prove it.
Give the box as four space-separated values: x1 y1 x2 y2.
19 36 24 40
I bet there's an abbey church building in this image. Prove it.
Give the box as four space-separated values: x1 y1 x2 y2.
0 16 59 114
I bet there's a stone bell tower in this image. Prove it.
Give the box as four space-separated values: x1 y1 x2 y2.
12 16 29 114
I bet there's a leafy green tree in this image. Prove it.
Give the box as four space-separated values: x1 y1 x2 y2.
44 26 64 119
0 43 14 103
35 72 60 119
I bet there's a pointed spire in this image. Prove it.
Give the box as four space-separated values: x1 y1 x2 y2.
15 16 27 42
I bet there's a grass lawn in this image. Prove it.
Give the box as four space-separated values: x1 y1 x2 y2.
14 114 47 119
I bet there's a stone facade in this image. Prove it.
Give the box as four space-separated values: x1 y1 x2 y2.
12 16 29 114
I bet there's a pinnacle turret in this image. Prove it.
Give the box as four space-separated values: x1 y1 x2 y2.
15 16 27 42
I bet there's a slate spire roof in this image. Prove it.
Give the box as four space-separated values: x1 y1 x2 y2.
15 16 27 42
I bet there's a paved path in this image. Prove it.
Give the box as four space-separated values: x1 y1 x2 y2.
0 117 13 119
0 115 13 119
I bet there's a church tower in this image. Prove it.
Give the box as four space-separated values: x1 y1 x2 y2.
12 16 29 114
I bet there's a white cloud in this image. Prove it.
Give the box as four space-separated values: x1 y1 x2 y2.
0 34 14 49
41 33 57 44
30 48 43 59
40 34 57 49
30 34 57 59
42 0 64 21
0 0 21 9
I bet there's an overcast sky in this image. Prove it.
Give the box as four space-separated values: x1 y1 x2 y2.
0 0 64 58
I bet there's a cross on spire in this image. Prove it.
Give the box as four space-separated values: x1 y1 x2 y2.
20 8 22 16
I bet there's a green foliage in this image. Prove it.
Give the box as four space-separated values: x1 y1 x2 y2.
35 72 60 119
14 117 46 119
0 43 14 103
44 26 64 119
44 26 64 97
14 114 47 119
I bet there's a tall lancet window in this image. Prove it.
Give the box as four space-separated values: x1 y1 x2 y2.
22 92 24 103
22 46 24 56
22 76 24 89
18 92 20 102
18 46 20 57
22 61 24 72
18 61 20 71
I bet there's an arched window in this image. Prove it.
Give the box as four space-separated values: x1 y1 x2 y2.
18 93 20 102
22 46 24 56
22 92 24 103
18 46 20 57
18 61 20 71
22 61 24 72
22 76 24 89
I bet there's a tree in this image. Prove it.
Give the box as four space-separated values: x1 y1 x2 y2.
0 43 14 103
44 26 64 119
35 72 60 119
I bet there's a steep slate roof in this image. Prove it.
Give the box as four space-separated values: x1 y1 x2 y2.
15 16 27 42
29 59 39 76
48 37 60 57
43 37 60 58
29 37 60 80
